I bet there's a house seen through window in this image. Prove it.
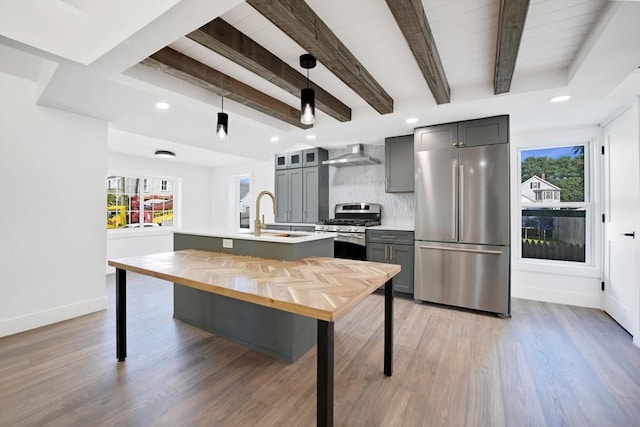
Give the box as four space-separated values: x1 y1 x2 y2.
520 145 589 263
106 175 175 229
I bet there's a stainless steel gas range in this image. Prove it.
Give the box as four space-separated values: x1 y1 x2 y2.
315 202 381 260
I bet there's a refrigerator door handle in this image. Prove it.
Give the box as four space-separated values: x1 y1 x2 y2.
451 162 457 240
418 245 504 256
459 164 464 241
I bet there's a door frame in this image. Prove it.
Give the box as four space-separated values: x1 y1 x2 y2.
601 102 640 346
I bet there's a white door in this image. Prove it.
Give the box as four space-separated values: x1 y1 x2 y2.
603 105 640 338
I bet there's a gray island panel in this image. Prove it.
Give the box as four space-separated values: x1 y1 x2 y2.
173 231 334 363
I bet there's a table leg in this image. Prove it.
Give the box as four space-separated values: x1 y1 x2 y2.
384 278 393 376
317 320 334 427
116 268 127 362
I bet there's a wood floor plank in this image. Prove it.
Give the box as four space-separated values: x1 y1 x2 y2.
1 274 639 426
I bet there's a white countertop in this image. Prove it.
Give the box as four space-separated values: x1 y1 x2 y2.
265 222 316 228
174 228 334 244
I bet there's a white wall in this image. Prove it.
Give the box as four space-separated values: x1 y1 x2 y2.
510 126 603 308
0 72 108 337
210 158 274 231
106 150 213 273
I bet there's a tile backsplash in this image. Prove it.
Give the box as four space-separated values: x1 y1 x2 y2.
327 145 415 227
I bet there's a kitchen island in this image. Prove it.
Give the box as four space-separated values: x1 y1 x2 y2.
109 249 399 427
172 229 334 362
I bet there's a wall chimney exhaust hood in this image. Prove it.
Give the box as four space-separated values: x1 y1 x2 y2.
322 144 380 167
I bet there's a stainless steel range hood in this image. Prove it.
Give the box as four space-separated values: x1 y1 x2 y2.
322 144 380 167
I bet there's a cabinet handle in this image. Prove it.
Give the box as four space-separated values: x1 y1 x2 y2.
451 162 457 240
385 177 389 191
418 245 503 255
381 235 397 239
389 245 394 260
384 245 388 260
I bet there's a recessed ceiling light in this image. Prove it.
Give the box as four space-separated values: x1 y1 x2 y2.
405 117 419 124
549 95 571 103
155 102 170 110
306 135 316 140
154 150 175 158
270 136 279 142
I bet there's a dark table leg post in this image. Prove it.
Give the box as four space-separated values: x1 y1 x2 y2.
317 320 334 427
116 268 127 362
384 278 393 376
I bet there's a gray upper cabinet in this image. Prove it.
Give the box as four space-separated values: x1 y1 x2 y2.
274 150 303 170
385 135 414 193
275 148 328 223
414 116 508 151
302 148 328 167
458 115 509 147
414 123 458 152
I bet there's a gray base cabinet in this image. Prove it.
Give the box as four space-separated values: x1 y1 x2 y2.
366 230 415 295
173 232 334 363
385 135 414 193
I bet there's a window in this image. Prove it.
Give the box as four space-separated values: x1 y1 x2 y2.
520 145 590 264
238 175 251 230
107 175 175 229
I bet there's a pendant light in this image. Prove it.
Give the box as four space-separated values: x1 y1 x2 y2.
300 54 316 125
217 96 229 140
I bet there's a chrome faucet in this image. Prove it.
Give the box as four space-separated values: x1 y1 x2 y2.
254 190 277 236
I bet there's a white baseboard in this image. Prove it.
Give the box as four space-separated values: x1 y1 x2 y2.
0 296 108 338
512 284 601 309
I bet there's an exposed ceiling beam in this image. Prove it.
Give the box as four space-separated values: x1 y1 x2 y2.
246 0 394 115
384 0 450 105
187 18 352 123
141 47 311 129
494 0 530 94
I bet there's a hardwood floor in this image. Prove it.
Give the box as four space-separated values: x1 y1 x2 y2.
1 273 639 426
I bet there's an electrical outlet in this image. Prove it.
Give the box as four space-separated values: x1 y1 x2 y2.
223 239 233 248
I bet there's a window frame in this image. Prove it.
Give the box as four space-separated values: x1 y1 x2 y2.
236 174 251 232
106 173 177 232
518 142 594 267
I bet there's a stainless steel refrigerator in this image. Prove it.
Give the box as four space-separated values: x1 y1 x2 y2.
414 116 510 316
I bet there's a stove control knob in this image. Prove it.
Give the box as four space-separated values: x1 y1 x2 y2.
350 227 357 232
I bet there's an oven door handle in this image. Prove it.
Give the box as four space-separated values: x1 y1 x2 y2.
334 232 367 247
336 233 365 240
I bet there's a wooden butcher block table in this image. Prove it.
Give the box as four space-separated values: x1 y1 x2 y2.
108 249 400 427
